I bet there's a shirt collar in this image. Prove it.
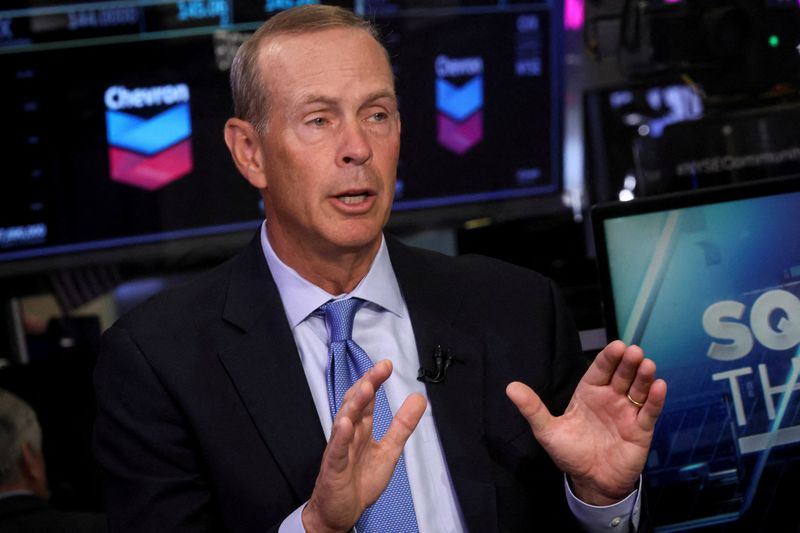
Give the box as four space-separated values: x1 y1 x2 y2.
260 222 405 328
0 490 36 501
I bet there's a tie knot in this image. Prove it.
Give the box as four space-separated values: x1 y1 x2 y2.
321 298 363 343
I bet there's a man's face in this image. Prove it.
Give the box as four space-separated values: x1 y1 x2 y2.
255 27 400 261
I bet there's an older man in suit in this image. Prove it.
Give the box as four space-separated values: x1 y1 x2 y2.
0 388 107 533
93 5 666 533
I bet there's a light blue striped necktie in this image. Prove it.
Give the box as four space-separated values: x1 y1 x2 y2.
321 297 419 533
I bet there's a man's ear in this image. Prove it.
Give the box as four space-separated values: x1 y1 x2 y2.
20 442 48 499
224 118 268 189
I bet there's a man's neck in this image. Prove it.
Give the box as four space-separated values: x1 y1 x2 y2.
266 227 382 295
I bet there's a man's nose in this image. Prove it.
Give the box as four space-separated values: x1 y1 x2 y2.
337 119 372 166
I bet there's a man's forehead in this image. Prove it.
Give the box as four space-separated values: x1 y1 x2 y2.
256 27 395 100
257 27 388 71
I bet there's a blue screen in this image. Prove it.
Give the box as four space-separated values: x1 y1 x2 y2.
603 188 800 531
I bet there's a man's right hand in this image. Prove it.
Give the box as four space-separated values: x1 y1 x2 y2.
302 359 427 533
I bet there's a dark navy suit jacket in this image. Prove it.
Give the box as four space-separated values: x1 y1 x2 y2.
94 234 594 532
0 493 108 533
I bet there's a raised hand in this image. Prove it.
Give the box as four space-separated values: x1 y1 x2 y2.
302 359 427 533
506 340 667 505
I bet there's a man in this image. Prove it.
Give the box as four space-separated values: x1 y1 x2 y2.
0 388 107 533
93 5 666 533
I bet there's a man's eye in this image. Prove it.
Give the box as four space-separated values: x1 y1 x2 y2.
371 112 387 122
309 117 327 127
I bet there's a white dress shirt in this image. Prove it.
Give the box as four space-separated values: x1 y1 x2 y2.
260 224 639 532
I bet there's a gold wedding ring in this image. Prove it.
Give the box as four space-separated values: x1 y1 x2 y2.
626 393 645 408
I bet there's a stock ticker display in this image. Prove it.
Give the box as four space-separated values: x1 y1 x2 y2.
0 0 561 273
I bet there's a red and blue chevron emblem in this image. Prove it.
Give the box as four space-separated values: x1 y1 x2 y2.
105 96 193 191
435 75 484 154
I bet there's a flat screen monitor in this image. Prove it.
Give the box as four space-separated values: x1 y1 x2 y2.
583 79 705 204
0 0 565 282
584 79 800 206
592 175 800 531
376 1 564 225
0 0 307 280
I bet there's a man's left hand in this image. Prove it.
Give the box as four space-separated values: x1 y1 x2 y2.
506 340 667 505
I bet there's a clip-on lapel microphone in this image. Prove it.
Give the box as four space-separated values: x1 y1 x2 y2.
417 345 454 384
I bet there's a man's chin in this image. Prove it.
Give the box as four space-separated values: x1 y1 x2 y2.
324 225 385 255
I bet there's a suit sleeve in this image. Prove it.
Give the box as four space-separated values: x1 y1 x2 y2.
543 278 589 418
93 325 282 533
546 279 654 533
93 325 217 532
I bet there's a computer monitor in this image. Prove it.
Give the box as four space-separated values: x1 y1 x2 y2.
584 78 800 207
592 175 800 531
377 1 566 228
0 0 312 281
0 0 565 283
583 79 705 204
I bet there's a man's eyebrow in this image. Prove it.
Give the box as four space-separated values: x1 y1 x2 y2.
297 90 396 108
363 90 397 103
298 94 338 107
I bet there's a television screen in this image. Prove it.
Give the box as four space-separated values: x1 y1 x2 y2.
584 80 800 205
0 0 563 281
583 79 705 204
1 31 264 276
657 102 800 193
592 176 800 531
377 4 561 211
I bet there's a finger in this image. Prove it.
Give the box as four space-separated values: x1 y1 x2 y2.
325 415 356 473
638 378 667 432
327 381 380 476
380 393 427 453
336 360 392 424
351 384 377 445
581 340 627 386
506 381 553 435
363 359 393 390
341 359 392 407
609 345 645 395
626 358 657 405
336 377 375 426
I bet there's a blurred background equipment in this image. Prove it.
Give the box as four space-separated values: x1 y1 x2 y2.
583 0 800 204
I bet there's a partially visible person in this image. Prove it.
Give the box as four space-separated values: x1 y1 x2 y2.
0 388 107 533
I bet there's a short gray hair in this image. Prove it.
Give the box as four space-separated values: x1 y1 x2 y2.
229 4 384 134
0 389 42 484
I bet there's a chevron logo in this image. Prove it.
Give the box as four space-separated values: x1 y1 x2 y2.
437 111 483 155
434 56 484 154
104 84 193 190
436 77 483 121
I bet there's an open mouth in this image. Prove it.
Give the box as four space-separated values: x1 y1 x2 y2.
337 193 370 204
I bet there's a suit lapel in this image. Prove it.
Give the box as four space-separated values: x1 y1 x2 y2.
388 237 499 533
217 235 326 502
213 234 501 528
